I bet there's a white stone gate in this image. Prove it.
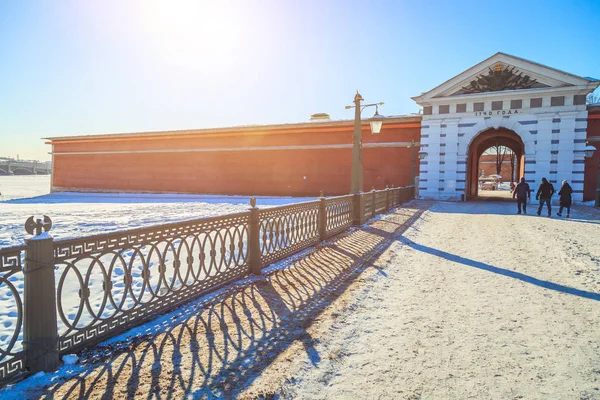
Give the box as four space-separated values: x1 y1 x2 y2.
413 52 599 202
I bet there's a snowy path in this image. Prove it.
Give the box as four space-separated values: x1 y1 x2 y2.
252 201 600 399
2 201 599 399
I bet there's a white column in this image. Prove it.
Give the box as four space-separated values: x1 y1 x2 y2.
425 120 442 199
535 114 554 183
556 111 578 193
420 120 442 200
572 111 589 202
443 119 460 199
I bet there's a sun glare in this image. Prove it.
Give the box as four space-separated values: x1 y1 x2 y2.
139 1 247 71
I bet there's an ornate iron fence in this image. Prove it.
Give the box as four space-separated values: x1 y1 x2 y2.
363 192 374 218
391 188 401 207
375 191 388 214
0 185 414 385
258 201 320 266
52 212 250 354
324 195 354 237
0 246 25 382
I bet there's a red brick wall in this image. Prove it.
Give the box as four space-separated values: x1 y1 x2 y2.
478 154 514 181
51 121 420 196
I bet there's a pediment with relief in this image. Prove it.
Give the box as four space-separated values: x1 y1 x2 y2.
412 52 598 104
455 64 549 95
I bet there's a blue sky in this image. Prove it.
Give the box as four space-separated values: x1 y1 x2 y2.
1 0 599 161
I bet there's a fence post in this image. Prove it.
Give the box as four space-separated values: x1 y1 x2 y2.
23 216 59 373
248 198 262 275
385 186 390 211
318 191 327 241
371 188 376 218
352 192 365 226
414 176 419 199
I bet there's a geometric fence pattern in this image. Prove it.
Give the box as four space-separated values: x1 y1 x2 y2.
0 186 414 386
0 245 26 383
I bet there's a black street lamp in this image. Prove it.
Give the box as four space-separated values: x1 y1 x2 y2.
345 92 385 194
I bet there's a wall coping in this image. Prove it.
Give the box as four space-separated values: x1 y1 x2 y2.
45 115 423 144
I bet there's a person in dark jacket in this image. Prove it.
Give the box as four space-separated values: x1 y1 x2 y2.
557 180 573 218
512 177 531 214
536 177 555 217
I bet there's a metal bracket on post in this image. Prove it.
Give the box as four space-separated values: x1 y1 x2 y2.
318 191 327 242
23 215 59 373
248 198 262 275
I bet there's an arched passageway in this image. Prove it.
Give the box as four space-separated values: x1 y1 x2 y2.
466 128 525 200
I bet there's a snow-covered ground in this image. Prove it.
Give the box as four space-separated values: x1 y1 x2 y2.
250 201 600 399
0 176 314 365
4 200 599 399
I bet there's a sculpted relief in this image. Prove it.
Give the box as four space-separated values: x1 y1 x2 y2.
457 64 546 94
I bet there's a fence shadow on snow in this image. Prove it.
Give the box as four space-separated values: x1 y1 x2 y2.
0 186 415 388
22 204 426 399
400 238 600 302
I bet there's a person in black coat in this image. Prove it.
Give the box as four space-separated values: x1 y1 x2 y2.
512 177 531 214
557 180 573 218
536 177 555 217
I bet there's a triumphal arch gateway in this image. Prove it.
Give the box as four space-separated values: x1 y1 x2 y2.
413 53 599 202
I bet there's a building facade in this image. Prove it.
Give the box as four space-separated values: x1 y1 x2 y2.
412 53 599 202
46 53 600 201
47 117 421 197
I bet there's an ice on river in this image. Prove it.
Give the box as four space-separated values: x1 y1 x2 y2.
0 176 314 247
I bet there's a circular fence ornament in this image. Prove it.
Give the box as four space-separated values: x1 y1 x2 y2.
24 215 53 236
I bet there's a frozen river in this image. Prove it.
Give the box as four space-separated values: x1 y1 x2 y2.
0 175 51 201
0 176 314 248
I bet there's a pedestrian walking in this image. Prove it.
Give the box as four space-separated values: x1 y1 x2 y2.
535 177 555 217
512 177 530 214
557 180 573 218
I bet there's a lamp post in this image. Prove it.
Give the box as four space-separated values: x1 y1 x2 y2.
410 140 416 185
346 92 385 194
584 144 599 207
